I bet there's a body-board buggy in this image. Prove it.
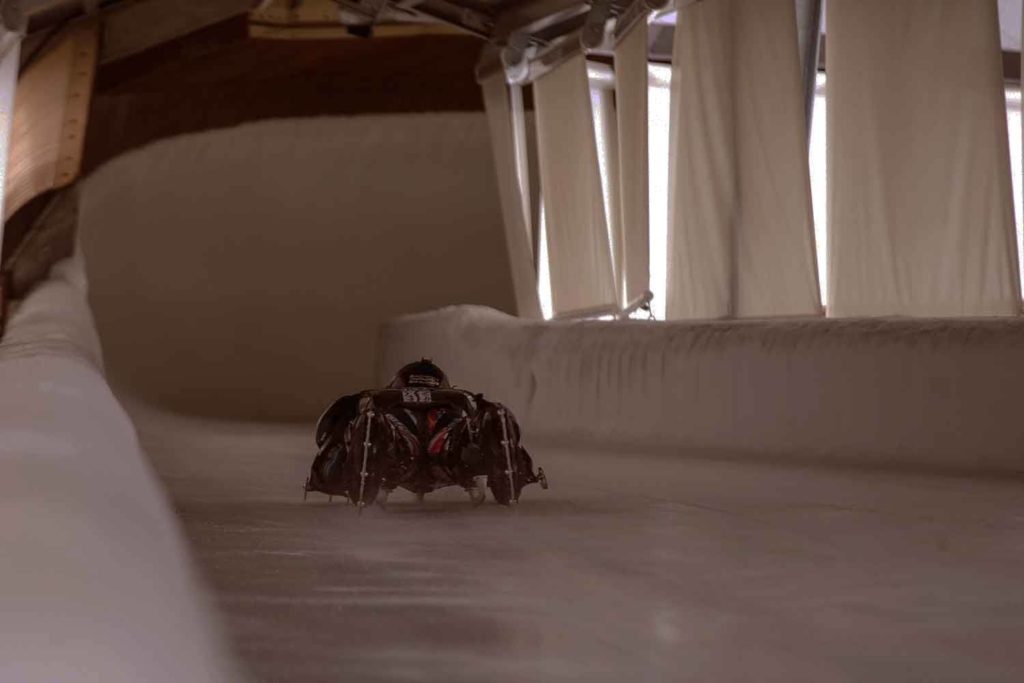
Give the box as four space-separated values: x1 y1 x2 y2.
304 360 547 508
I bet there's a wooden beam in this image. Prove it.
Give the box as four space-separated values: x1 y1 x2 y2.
84 29 488 174
5 18 97 221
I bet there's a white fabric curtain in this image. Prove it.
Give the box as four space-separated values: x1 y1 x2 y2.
614 20 651 309
591 83 623 309
534 53 618 317
827 0 1021 317
481 72 543 319
0 33 19 241
667 0 821 320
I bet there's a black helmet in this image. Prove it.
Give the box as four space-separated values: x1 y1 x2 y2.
388 359 450 389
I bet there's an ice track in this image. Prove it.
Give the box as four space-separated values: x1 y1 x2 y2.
128 400 1024 683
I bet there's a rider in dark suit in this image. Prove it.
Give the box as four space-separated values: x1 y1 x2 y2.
305 359 546 507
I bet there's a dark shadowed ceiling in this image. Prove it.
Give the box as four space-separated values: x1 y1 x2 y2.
17 0 1022 68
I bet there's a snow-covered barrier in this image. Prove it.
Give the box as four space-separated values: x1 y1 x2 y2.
380 306 1024 472
0 254 239 682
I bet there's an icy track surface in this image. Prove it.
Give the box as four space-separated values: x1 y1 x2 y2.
128 401 1024 682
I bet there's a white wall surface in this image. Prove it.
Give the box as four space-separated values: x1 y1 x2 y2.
380 306 1024 472
80 113 521 420
0 253 239 682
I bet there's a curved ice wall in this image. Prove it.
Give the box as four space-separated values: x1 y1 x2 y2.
0 253 240 682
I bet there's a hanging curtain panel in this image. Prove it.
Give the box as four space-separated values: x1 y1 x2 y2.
0 33 18 239
614 19 651 309
534 53 618 317
828 0 1021 317
591 82 624 309
481 72 543 319
667 0 821 320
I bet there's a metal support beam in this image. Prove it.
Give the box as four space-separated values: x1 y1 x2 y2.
342 0 494 37
488 6 615 85
492 0 585 43
522 30 583 83
615 0 669 43
484 0 672 86
581 0 612 50
404 0 492 36
338 0 389 23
